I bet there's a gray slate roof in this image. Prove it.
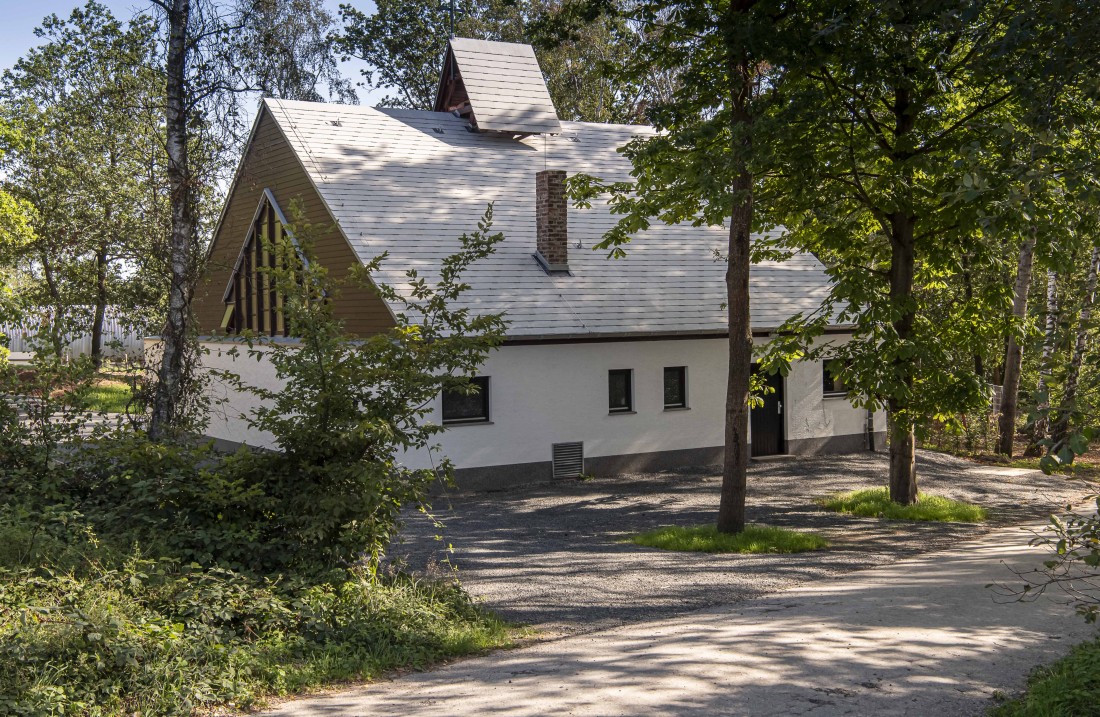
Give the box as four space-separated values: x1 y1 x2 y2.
447 38 562 136
263 98 836 339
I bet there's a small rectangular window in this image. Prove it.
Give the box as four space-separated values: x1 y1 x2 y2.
442 376 490 423
664 366 687 408
823 359 850 397
608 369 633 413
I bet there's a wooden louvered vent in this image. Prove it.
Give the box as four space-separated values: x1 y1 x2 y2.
552 442 584 479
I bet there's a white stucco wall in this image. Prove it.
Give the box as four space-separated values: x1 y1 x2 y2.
783 337 888 445
195 335 883 471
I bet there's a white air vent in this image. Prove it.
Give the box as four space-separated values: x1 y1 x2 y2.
552 442 584 479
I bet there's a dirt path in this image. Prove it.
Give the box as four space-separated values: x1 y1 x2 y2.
267 519 1099 716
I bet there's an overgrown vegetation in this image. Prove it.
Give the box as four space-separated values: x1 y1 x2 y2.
818 488 988 523
0 208 510 714
988 637 1100 717
0 536 510 715
628 524 829 554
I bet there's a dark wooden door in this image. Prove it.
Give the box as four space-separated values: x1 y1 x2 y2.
750 366 785 457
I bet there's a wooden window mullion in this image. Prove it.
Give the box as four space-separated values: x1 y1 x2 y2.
255 213 266 334
267 203 277 336
244 234 253 331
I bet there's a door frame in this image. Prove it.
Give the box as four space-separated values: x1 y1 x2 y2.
749 363 787 457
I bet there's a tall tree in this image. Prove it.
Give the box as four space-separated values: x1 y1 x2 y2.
147 0 355 437
0 2 169 363
763 0 1081 503
571 0 793 533
1050 243 1100 452
148 0 246 437
998 234 1037 454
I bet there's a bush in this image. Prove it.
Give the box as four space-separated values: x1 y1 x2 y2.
0 551 510 716
205 202 506 577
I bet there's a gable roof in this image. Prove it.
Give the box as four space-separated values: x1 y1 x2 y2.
435 38 562 136
259 97 837 339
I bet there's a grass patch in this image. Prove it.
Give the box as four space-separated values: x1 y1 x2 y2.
628 524 829 554
82 379 133 413
818 487 987 522
988 637 1100 716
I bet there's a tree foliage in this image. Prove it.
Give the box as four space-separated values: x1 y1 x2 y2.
757 0 1100 502
336 0 660 123
0 2 170 361
238 0 357 102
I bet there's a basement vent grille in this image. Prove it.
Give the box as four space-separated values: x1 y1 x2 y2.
552 442 584 479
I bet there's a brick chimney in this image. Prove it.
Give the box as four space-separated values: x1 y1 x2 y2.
535 170 569 274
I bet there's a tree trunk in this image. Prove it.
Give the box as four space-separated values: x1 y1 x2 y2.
91 242 109 368
996 233 1036 455
887 213 917 504
962 256 984 378
716 4 756 534
1050 246 1099 450
149 0 194 440
1025 269 1059 455
39 252 65 357
887 409 916 503
717 170 753 534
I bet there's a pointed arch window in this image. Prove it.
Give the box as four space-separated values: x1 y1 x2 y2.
220 190 308 336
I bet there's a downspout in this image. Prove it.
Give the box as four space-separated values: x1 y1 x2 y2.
866 408 876 451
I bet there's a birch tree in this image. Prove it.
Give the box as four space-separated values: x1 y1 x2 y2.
147 0 352 436
1050 244 1100 452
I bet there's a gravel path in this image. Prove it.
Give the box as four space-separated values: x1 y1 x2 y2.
392 450 1095 636
270 519 1100 717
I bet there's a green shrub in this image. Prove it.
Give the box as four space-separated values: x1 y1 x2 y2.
0 554 511 716
818 488 988 522
989 637 1100 717
202 203 506 577
628 524 829 553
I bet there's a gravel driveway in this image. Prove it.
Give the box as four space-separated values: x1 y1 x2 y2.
392 450 1095 636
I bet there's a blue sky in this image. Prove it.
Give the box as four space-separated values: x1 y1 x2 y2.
0 0 382 104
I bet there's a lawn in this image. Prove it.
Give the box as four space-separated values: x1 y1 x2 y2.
989 637 1100 716
82 379 134 413
818 487 988 522
628 524 829 554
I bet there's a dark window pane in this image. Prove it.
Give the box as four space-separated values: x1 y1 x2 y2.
664 366 686 407
443 376 490 422
823 359 849 395
609 369 632 412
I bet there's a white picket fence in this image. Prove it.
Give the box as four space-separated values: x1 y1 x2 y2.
1 313 145 361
